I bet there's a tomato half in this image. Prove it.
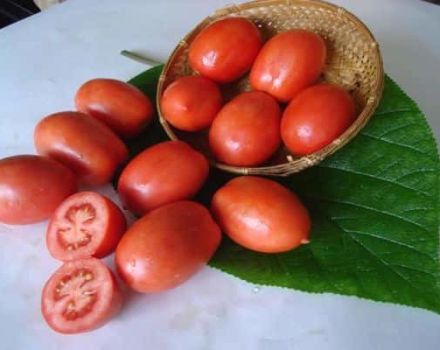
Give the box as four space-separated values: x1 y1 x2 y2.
34 111 128 186
41 258 122 334
209 91 281 166
160 75 222 131
189 17 262 83
118 141 209 215
281 83 356 155
211 176 310 253
115 201 221 293
75 79 153 138
46 192 126 261
249 30 326 102
0 155 77 225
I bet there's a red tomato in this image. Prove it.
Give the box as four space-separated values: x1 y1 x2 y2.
41 258 121 334
46 192 126 261
0 155 77 225
34 111 128 186
249 30 326 102
189 17 262 83
281 83 356 155
115 201 221 293
211 176 310 253
75 79 153 138
209 91 281 166
160 76 222 131
118 141 209 215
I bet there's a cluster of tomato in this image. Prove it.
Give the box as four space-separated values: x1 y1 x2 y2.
0 16 355 335
161 17 356 165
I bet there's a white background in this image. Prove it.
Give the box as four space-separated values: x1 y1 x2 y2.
0 0 439 349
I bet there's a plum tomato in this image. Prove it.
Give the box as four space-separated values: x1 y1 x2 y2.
189 17 262 83
249 30 326 102
211 176 310 253
75 79 153 138
46 192 126 261
118 141 209 215
160 75 222 132
0 155 77 225
115 201 221 293
34 111 128 186
281 83 356 155
209 91 281 166
41 258 122 334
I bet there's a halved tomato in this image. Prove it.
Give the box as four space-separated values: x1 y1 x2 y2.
46 192 126 261
41 258 121 334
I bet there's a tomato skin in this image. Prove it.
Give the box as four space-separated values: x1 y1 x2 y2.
209 91 281 166
41 258 122 334
118 141 209 215
189 17 262 83
281 83 356 155
46 192 126 261
249 30 326 102
115 201 221 293
211 176 310 253
34 111 128 186
75 79 153 138
0 155 77 225
160 76 222 131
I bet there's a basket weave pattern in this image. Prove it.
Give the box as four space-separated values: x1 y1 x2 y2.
157 0 384 176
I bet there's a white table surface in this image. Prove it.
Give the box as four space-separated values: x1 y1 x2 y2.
1 0 439 349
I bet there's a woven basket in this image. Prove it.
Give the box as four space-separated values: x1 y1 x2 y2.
156 0 384 176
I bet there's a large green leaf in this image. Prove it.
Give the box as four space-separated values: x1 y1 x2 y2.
127 67 440 314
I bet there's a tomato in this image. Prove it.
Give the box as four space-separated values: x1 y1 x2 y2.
189 17 262 83
211 176 310 253
0 155 77 225
115 201 221 293
160 76 222 132
34 111 128 186
249 30 326 102
75 79 153 138
281 83 356 155
209 91 281 166
41 258 121 334
46 192 126 261
118 141 209 215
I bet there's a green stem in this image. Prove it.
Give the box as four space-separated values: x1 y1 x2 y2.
120 50 163 66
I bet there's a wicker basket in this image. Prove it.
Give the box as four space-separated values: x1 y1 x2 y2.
156 0 384 176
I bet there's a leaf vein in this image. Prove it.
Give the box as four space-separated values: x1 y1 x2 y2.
342 228 436 262
374 108 414 116
361 132 431 158
316 165 431 198
310 195 429 233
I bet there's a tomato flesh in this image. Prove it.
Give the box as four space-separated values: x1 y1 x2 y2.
47 192 126 261
41 258 121 334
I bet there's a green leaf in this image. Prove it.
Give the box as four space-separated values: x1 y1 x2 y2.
128 67 440 314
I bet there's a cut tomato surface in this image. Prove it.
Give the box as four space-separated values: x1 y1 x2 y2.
41 258 122 334
46 192 126 261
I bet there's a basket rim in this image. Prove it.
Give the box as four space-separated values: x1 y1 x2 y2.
156 0 385 176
